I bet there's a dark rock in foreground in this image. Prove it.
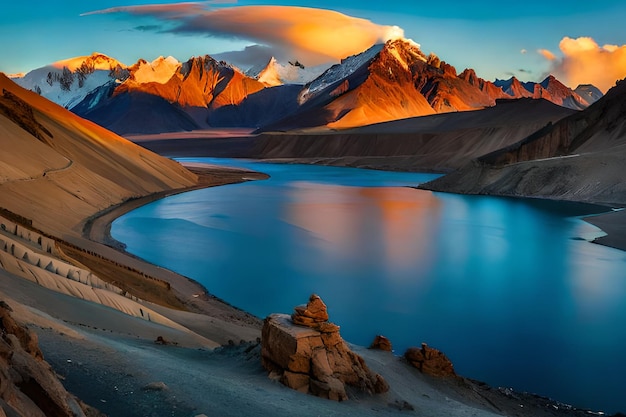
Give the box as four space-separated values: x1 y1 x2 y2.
0 301 102 417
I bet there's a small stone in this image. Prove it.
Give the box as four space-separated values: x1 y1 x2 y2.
404 343 456 377
317 322 339 334
142 382 169 391
310 377 347 401
281 371 310 393
370 335 393 352
155 336 168 345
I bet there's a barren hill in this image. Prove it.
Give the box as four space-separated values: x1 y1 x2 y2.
421 78 626 206
0 73 196 236
249 98 576 172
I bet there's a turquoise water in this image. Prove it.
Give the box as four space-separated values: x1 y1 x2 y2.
112 158 626 413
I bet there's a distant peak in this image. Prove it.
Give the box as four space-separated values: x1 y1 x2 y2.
258 57 283 87
384 37 422 53
380 39 428 71
540 74 559 87
51 53 125 71
151 56 179 66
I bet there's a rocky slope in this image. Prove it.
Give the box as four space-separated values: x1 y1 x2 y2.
261 39 592 131
421 78 626 205
1 301 101 417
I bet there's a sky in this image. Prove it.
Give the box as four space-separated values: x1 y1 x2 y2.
2 0 626 91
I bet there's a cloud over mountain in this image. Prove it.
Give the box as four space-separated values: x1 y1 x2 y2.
83 4 407 66
541 36 626 93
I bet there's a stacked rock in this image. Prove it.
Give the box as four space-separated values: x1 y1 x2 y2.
404 343 457 377
291 294 329 328
261 294 389 401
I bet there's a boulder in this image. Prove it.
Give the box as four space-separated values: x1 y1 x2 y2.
262 295 389 401
404 343 456 377
369 335 392 352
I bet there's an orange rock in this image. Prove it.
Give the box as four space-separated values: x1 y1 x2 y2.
369 335 393 352
404 343 456 377
291 294 329 327
261 308 388 401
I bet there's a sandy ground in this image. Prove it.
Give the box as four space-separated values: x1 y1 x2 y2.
2 154 617 416
4 265 592 417
584 209 626 251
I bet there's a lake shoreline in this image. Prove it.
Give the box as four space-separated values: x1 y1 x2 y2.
34 154 620 416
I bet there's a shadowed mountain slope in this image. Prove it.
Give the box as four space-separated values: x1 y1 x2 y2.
250 98 576 172
421 78 626 205
70 55 265 135
259 40 591 132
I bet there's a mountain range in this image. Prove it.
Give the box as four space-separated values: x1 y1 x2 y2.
12 40 601 135
2 36 626 416
421 77 626 206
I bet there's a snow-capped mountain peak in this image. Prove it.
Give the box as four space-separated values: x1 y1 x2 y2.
385 38 427 71
128 56 181 84
246 57 329 86
51 52 125 71
299 43 384 104
257 57 283 87
574 84 603 105
12 52 128 110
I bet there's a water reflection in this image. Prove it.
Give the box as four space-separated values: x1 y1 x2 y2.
112 159 626 413
285 184 441 276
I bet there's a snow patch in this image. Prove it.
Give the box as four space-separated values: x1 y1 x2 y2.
51 52 124 71
299 44 384 104
131 56 181 84
14 67 121 110
247 58 328 86
257 57 282 87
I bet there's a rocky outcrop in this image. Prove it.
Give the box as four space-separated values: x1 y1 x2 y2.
404 343 456 378
369 335 392 352
0 89 53 144
261 294 388 401
0 301 100 416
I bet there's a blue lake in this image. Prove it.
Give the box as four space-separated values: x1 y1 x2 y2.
112 158 626 413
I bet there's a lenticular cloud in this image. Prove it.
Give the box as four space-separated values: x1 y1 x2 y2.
84 3 408 65
541 36 626 93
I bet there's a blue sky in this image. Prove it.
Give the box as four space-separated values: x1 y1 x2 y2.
2 1 626 88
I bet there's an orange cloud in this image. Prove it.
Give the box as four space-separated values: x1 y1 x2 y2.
84 4 407 66
538 48 556 61
541 36 626 93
